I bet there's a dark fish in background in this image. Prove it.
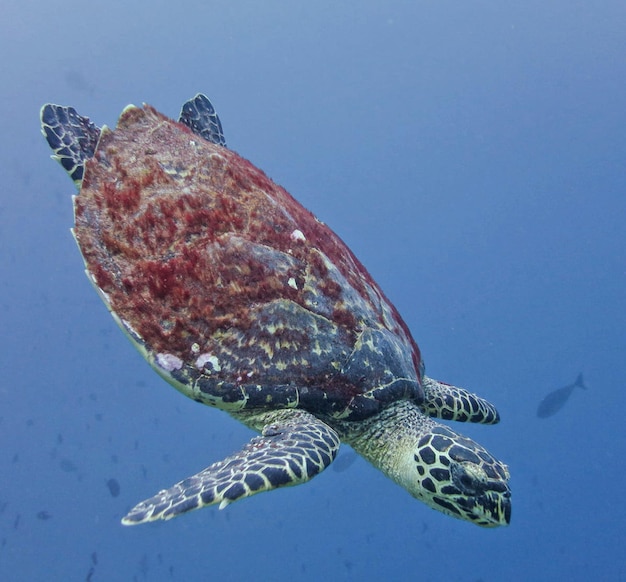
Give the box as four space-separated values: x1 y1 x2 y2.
36 510 52 520
537 373 587 418
106 478 121 498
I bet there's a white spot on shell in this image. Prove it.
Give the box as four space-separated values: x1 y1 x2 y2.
101 289 112 305
290 229 306 242
195 353 221 372
191 342 200 354
121 318 141 340
156 353 184 372
88 271 111 305
287 277 298 290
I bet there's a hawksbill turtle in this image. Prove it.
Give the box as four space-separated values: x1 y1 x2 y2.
40 94 511 527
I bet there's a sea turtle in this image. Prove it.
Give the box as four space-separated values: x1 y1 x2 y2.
40 94 511 527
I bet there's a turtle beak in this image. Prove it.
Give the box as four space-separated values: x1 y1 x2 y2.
457 485 511 527
477 489 511 527
493 491 512 526
503 493 512 524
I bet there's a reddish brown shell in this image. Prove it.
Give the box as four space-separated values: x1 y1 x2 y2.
74 104 423 419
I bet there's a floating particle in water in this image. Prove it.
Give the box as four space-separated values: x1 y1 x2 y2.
37 510 52 520
332 450 358 473
106 478 121 497
64 70 95 95
60 458 78 472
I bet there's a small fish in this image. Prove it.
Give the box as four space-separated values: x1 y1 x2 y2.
537 373 587 418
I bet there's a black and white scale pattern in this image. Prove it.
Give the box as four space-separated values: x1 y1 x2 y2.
122 409 340 524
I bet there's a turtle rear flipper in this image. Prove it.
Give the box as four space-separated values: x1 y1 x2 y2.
40 104 101 187
122 410 339 525
178 93 226 146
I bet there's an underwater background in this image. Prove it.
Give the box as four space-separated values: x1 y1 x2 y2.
1 1 625 580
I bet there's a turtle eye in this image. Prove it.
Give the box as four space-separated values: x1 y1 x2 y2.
451 463 484 495
458 473 476 490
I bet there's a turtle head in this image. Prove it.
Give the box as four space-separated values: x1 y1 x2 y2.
408 424 511 527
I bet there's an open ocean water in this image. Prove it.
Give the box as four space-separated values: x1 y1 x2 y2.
1 1 625 580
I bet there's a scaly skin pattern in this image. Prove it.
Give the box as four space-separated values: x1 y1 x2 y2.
338 399 511 526
421 377 500 424
40 104 100 185
122 394 510 527
122 409 340 524
73 104 422 420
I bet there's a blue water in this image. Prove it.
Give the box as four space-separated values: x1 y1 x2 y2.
2 1 625 580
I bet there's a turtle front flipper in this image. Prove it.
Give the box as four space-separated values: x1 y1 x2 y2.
40 104 101 187
122 409 340 525
420 376 500 424
178 93 226 146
